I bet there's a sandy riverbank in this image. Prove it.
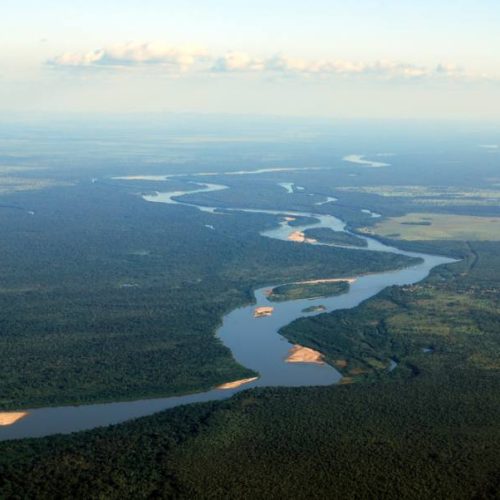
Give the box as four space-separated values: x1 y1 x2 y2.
217 377 259 390
254 306 274 318
288 231 317 243
296 277 356 285
0 412 28 426
286 345 324 364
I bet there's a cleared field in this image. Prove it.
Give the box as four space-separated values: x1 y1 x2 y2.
361 213 500 241
337 185 500 207
0 176 71 194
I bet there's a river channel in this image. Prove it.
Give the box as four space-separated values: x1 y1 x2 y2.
0 180 455 441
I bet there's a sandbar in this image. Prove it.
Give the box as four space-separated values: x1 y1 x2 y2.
286 345 324 364
217 377 259 390
296 277 356 285
0 412 28 426
254 306 274 318
288 231 317 244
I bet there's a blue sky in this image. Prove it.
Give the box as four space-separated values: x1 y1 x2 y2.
2 0 500 118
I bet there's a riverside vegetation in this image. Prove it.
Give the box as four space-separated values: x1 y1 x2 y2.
1 137 500 497
0 240 498 498
266 280 349 302
0 181 415 410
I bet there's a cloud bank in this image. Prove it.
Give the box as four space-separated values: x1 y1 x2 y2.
212 53 475 81
48 42 489 82
49 42 208 72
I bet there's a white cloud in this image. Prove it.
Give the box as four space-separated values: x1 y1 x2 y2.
48 42 490 83
49 42 208 71
212 51 265 72
210 52 485 82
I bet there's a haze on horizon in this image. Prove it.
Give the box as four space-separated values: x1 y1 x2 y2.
1 0 500 120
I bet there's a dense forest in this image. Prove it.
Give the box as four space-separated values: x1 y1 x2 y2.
0 181 416 409
1 134 499 498
180 163 500 230
281 241 499 380
0 241 498 498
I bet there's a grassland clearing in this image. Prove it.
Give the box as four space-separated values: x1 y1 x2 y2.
361 212 500 241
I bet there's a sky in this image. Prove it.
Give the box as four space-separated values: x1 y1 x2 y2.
1 0 500 119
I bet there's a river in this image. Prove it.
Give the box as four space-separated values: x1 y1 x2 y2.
0 180 455 441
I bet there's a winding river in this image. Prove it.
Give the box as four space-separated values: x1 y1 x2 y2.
0 179 455 441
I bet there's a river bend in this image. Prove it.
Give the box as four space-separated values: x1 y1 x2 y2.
0 179 455 440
